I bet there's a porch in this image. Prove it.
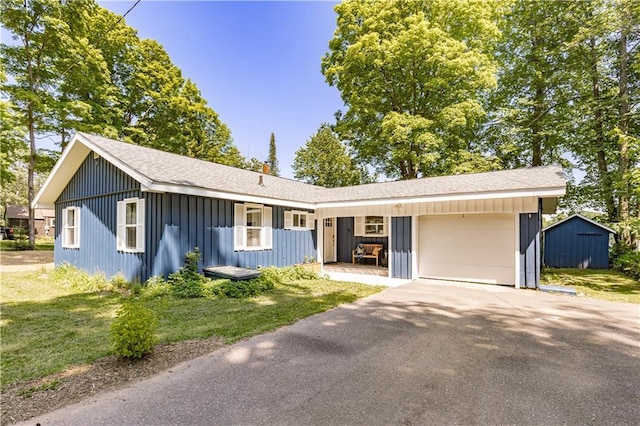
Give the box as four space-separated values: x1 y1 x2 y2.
322 262 410 287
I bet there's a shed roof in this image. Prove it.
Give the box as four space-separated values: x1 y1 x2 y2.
542 214 616 234
34 132 566 209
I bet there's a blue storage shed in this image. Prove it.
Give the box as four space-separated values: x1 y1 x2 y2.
543 214 615 269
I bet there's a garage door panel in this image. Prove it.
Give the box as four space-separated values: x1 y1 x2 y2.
419 214 515 285
425 229 515 250
424 247 515 267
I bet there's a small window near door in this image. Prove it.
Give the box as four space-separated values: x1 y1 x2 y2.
285 210 315 230
355 216 387 237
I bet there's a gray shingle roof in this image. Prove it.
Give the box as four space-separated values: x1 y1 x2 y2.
80 133 323 204
318 165 566 203
77 132 565 206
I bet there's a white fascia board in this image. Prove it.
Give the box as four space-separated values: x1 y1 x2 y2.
32 135 90 208
81 134 154 190
315 187 566 209
143 183 316 210
542 213 616 234
32 133 153 209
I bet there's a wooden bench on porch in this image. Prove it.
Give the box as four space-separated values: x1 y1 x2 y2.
352 243 384 266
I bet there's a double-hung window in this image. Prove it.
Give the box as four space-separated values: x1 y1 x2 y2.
62 206 80 248
354 216 387 237
284 210 315 230
234 203 272 250
117 198 145 252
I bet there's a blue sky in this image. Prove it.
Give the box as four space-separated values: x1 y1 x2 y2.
100 0 343 179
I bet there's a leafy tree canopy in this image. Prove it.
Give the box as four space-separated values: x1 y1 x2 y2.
322 0 504 179
293 123 371 188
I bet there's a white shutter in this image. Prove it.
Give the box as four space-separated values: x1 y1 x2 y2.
136 199 145 252
117 200 125 250
308 213 316 230
74 207 81 248
284 211 293 229
354 216 364 236
263 206 273 249
234 203 246 250
61 208 68 247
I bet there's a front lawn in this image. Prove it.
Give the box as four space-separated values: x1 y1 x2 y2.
541 268 640 303
0 269 383 389
0 238 54 251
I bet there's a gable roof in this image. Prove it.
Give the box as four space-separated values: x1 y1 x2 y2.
542 214 616 234
34 132 566 209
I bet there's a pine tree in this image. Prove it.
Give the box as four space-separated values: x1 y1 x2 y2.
267 132 279 176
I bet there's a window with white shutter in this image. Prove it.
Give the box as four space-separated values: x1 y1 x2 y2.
234 203 273 250
117 198 145 252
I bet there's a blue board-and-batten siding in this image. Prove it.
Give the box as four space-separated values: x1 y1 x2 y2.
390 216 412 279
55 155 317 281
544 217 611 269
519 212 540 289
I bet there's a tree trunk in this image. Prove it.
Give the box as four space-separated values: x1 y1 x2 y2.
617 3 631 244
531 84 544 167
589 36 617 221
25 28 36 248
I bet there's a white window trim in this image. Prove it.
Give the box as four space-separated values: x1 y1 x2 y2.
61 206 80 248
117 198 145 253
234 203 272 251
284 210 316 230
354 216 388 237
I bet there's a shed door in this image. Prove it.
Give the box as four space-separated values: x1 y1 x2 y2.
418 214 515 285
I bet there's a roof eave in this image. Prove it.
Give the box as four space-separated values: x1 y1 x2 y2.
144 183 317 210
315 186 566 209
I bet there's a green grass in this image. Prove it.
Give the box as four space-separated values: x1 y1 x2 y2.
541 268 640 303
0 270 383 389
0 238 54 251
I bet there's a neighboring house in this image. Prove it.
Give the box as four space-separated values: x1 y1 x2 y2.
543 214 616 269
4 206 55 237
34 132 566 288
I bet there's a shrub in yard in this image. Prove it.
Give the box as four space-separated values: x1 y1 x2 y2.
168 248 208 298
52 263 113 292
110 299 158 359
210 278 274 298
141 275 172 299
611 243 640 280
260 265 318 285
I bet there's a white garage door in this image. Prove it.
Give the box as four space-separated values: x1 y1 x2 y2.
418 214 515 285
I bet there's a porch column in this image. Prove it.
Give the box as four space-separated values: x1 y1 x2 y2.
316 214 324 274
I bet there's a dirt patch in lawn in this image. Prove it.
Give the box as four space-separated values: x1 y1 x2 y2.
1 336 225 425
0 250 53 266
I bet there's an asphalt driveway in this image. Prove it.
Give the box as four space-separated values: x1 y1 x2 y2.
25 280 640 425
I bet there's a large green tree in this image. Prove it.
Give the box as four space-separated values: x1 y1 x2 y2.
293 124 371 187
485 0 579 169
322 0 504 179
0 0 99 245
1 0 248 244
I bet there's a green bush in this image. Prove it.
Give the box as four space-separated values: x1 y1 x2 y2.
210 278 273 298
611 243 640 280
168 248 208 298
142 276 172 299
260 265 318 285
51 263 113 292
110 299 158 359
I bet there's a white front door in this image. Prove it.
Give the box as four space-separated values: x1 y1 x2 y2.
323 218 336 263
